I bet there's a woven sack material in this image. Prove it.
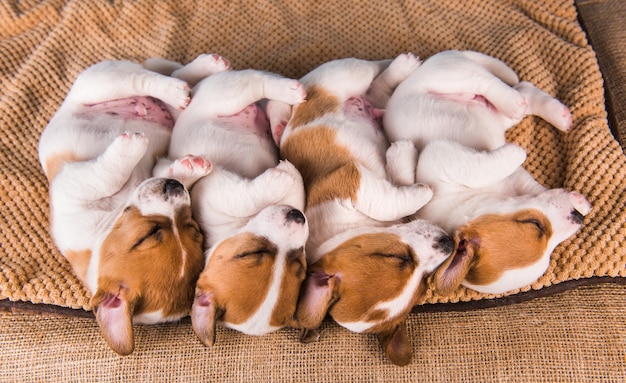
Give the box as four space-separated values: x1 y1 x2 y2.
0 0 624 311
1 284 625 382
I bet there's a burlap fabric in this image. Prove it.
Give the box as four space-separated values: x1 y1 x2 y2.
1 0 624 312
2 283 624 382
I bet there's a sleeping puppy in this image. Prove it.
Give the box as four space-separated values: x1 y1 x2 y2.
153 66 309 345
383 50 591 294
384 50 572 152
269 55 455 366
37 55 226 355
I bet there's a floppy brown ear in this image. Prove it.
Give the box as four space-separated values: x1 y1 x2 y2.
432 235 477 295
296 272 338 330
191 290 218 347
91 284 136 356
378 321 412 366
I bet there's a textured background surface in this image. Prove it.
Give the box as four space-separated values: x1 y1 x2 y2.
1 0 624 311
1 0 625 380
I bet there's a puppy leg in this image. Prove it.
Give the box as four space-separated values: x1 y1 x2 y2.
65 60 190 111
417 140 527 189
54 132 149 200
187 70 305 118
192 161 305 219
171 54 231 86
368 53 421 108
355 165 433 221
300 58 391 101
386 140 418 186
515 81 572 132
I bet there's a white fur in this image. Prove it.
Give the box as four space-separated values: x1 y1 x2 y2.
38 60 191 292
155 67 309 337
383 50 590 293
272 54 434 262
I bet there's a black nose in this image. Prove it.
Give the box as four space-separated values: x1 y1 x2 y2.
435 234 455 254
571 209 584 224
286 209 306 224
163 179 184 196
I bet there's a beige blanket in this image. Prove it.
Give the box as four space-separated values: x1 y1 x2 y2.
1 0 624 312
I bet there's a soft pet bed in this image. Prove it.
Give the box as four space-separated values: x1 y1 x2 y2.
0 0 625 380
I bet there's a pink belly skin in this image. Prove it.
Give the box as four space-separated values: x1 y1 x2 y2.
219 103 271 138
82 96 174 129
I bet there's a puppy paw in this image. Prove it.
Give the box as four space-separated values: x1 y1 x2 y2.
386 140 418 186
270 160 302 185
164 77 191 110
497 143 527 167
501 91 527 121
168 155 213 182
275 79 307 105
408 183 433 211
113 132 149 159
191 53 231 73
389 52 421 77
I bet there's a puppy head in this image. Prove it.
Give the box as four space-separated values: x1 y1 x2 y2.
296 220 454 366
433 189 592 295
91 178 205 355
191 205 308 346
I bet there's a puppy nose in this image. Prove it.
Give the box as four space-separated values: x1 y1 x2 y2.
571 209 584 224
163 179 184 196
435 234 455 254
286 209 306 224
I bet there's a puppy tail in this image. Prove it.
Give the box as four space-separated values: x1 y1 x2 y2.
461 51 519 86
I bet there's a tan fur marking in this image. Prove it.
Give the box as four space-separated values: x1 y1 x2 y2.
196 233 277 325
64 249 92 283
270 247 306 327
290 86 340 128
460 209 552 285
314 233 418 325
44 152 81 181
97 206 204 318
281 127 360 207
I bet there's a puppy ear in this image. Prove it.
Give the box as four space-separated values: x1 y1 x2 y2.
378 321 412 366
191 290 218 347
296 272 338 330
91 285 136 356
432 233 477 295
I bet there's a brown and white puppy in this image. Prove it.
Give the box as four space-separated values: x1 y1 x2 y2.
37 56 224 355
383 50 592 294
153 66 309 344
269 55 454 366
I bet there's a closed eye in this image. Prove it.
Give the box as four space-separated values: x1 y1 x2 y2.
131 224 163 250
375 253 414 269
520 219 546 233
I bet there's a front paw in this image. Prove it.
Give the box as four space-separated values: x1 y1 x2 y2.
276 79 307 105
386 140 418 186
164 78 191 110
112 132 149 159
168 155 213 185
389 52 422 78
189 53 231 74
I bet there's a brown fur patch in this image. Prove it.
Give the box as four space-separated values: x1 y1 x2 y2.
43 152 81 181
196 233 277 325
281 127 360 207
459 209 552 285
96 205 205 318
312 232 419 325
270 247 307 327
65 249 92 283
290 86 340 128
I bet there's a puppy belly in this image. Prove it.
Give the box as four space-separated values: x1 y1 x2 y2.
218 104 270 138
80 96 174 129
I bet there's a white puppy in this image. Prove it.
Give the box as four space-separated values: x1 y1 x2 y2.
153 65 309 345
37 56 225 355
269 55 455 366
383 50 591 294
